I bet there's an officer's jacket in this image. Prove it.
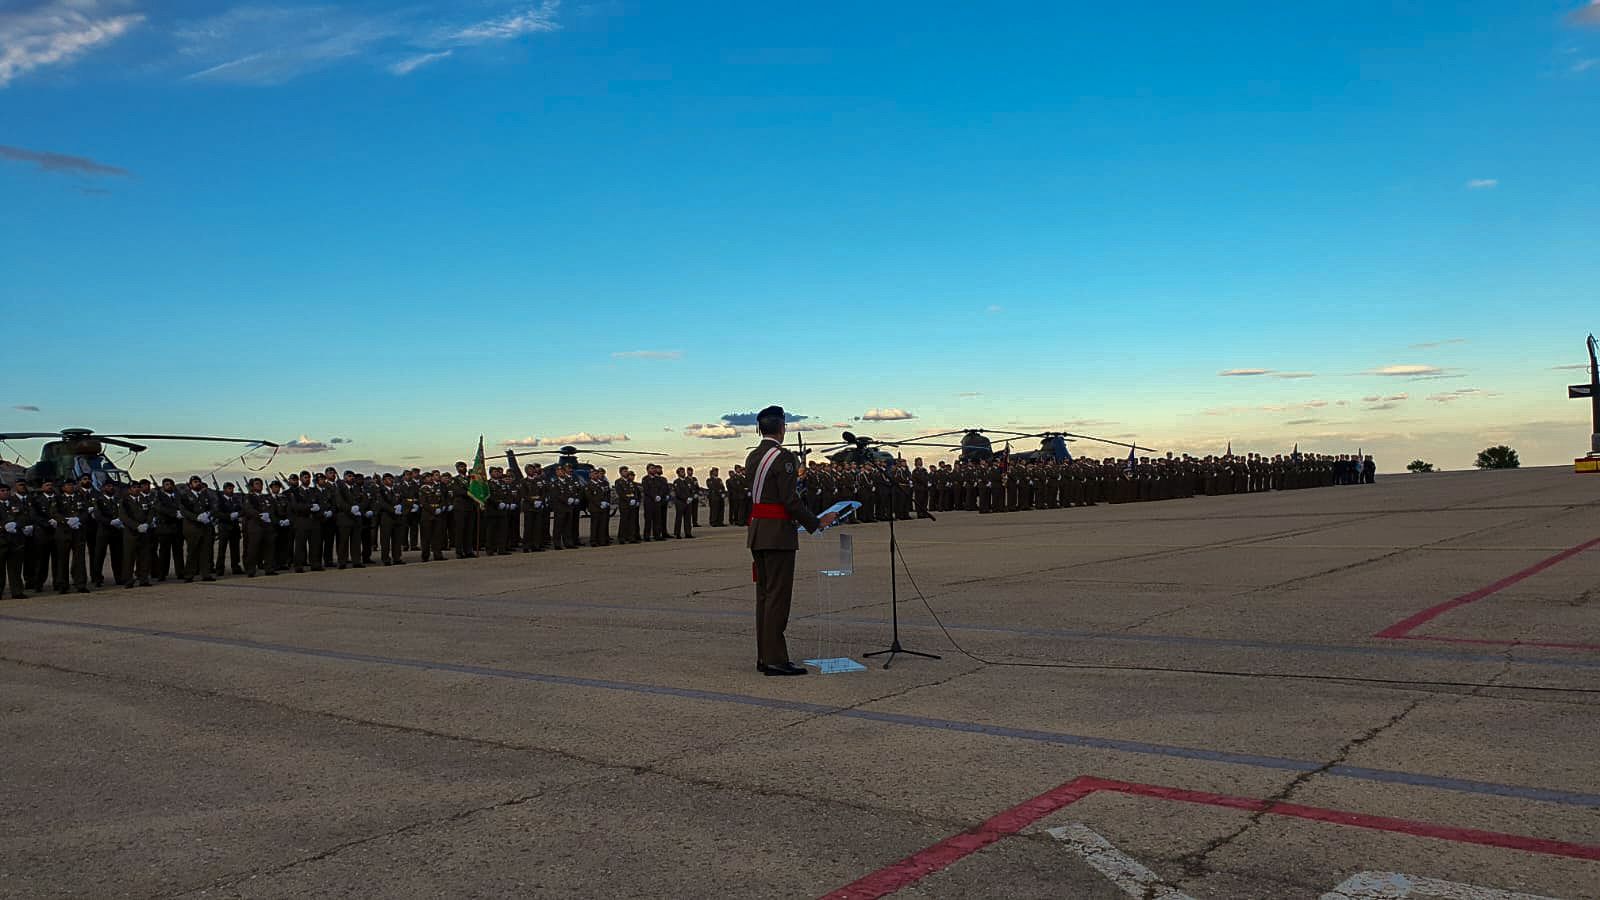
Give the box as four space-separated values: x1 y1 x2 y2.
178 488 217 527
742 438 821 552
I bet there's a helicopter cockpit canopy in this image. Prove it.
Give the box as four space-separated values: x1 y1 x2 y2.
70 454 130 489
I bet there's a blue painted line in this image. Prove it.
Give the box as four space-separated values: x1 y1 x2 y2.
5 612 1598 809
208 582 1600 671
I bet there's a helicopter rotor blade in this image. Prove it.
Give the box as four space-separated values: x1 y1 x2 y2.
589 449 668 456
0 433 65 441
105 434 282 448
1060 432 1157 453
98 437 150 453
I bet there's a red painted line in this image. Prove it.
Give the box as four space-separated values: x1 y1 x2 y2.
818 776 1103 899
820 776 1600 899
1374 536 1600 641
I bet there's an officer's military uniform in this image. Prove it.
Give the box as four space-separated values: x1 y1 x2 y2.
0 489 29 598
585 477 612 547
745 432 823 673
707 475 726 526
241 487 278 577
615 476 640 543
90 484 124 586
672 474 694 538
418 479 448 561
151 487 184 581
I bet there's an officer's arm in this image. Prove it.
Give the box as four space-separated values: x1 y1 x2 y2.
776 458 822 532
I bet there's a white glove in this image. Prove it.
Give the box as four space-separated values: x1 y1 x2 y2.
496 502 506 511
310 503 320 512
534 501 544 508
511 502 520 511
110 517 123 528
67 516 81 529
135 523 147 534
230 511 240 520
411 504 419 513
3 521 14 533
630 499 638 507
323 510 333 519
279 519 290 527
601 501 610 509
364 510 373 518
351 505 361 515
47 518 57 528
198 512 212 525
395 504 404 515
258 512 271 523
445 504 453 512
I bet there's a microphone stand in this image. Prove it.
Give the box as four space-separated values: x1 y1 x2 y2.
861 458 940 669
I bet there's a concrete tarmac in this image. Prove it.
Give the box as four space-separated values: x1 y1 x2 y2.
2 466 1597 898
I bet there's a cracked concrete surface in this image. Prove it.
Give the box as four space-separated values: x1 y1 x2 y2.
2 466 1598 898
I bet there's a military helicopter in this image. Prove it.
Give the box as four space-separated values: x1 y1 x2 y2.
505 444 667 483
815 431 966 465
916 427 1157 463
0 428 281 488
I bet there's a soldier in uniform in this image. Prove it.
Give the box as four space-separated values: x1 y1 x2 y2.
22 480 54 591
0 482 29 599
334 470 367 569
319 467 339 567
119 480 154 588
615 467 641 544
508 457 548 552
706 467 726 526
640 465 663 541
586 467 613 547
911 458 931 518
672 466 695 538
90 479 124 586
239 478 275 577
745 406 834 676
287 473 324 573
268 480 294 571
418 472 449 561
483 466 509 555
178 476 218 583
450 461 478 559
379 472 408 565
549 464 576 549
726 466 747 526
49 478 93 593
151 478 184 582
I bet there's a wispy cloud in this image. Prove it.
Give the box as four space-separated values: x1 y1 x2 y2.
504 432 628 447
175 2 565 85
612 349 682 360
956 391 983 398
1272 372 1316 379
329 436 352 445
985 304 1003 314
1285 418 1323 426
13 404 40 412
1552 363 1591 370
0 144 129 177
862 407 915 421
1572 58 1599 73
1568 1 1600 27
1218 368 1271 377
446 3 560 43
0 0 143 88
1466 178 1498 190
389 49 451 76
1408 338 1466 350
1367 364 1444 377
684 423 741 439
1364 402 1400 411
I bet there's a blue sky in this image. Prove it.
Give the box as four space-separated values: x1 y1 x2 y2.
3 0 1599 475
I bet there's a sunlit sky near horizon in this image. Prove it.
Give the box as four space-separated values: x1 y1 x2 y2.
4 0 1599 477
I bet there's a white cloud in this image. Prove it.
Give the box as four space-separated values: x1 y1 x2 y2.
390 49 451 75
1367 364 1444 377
282 434 333 453
862 407 915 421
1574 58 1599 73
1466 179 1498 190
1272 372 1315 379
1218 368 1271 377
503 432 628 447
1384 393 1409 401
0 1 142 88
684 423 741 439
612 349 682 360
1407 338 1466 349
985 304 1003 314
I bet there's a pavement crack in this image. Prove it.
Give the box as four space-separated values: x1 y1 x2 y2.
1172 695 1426 883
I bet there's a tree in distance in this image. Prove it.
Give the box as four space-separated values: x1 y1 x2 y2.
1406 460 1435 473
1474 446 1520 470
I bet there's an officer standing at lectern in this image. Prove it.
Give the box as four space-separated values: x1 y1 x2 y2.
743 405 836 676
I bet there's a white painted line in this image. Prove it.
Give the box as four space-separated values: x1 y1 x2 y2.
1321 871 1559 900
1045 823 1197 900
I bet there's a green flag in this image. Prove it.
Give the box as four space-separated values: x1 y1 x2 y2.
468 435 491 507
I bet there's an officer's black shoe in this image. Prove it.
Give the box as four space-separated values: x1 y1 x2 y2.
353 564 365 569
56 588 68 595
312 566 325 572
395 559 405 565
232 566 245 575
76 586 90 594
265 570 278 576
92 580 103 587
11 593 26 600
760 662 807 677
184 577 194 583
125 583 135 590
338 564 347 570
202 576 216 582
140 580 152 587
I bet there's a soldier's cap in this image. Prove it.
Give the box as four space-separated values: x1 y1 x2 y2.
343 470 355 477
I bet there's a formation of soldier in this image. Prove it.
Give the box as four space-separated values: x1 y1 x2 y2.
0 449 1368 600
